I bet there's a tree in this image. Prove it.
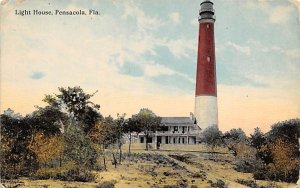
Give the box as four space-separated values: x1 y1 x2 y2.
224 128 247 142
43 86 102 133
0 109 37 177
28 132 64 169
258 137 300 182
223 128 248 156
200 126 223 152
133 109 161 150
63 121 97 169
271 137 299 181
27 106 68 147
252 119 300 183
259 119 300 167
250 127 266 150
115 114 126 164
267 119 300 149
89 116 120 170
124 116 143 154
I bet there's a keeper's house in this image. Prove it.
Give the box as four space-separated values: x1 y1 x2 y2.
134 115 201 145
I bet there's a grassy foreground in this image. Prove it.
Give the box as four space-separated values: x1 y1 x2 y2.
2 144 297 188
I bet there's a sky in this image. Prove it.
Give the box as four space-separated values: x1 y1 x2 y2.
1 0 299 134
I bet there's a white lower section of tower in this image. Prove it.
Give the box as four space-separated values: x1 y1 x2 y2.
194 95 218 131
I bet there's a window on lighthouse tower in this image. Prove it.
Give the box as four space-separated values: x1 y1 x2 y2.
207 56 211 62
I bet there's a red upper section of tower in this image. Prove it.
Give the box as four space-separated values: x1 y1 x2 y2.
195 21 216 96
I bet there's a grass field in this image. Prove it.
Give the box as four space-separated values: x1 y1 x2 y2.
2 144 297 188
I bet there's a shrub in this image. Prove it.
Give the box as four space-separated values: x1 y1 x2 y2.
32 163 95 182
236 179 259 188
234 158 258 173
176 179 188 188
262 182 280 188
252 165 271 181
254 137 300 183
163 171 179 177
200 126 223 151
163 185 178 188
191 170 207 179
57 166 95 182
208 179 228 188
96 180 116 188
253 165 299 183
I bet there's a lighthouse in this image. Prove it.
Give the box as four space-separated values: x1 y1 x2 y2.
194 0 218 131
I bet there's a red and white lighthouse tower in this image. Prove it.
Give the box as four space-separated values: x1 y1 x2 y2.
195 0 218 131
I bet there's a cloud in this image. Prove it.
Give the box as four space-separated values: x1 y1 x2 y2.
226 41 251 56
247 39 285 54
245 0 270 9
159 38 196 58
1 0 299 136
244 1 296 23
169 12 180 24
289 0 300 17
143 62 194 83
30 71 45 80
144 62 175 77
286 48 300 58
269 6 294 24
121 1 161 31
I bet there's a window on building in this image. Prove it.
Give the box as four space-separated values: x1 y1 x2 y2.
174 126 178 132
173 137 176 144
182 127 185 133
178 137 180 144
140 137 144 143
182 137 185 144
160 126 168 132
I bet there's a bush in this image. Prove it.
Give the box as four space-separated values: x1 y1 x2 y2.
191 170 207 179
163 185 178 188
96 180 116 188
252 165 271 181
162 179 188 188
32 163 95 182
234 159 257 173
253 165 299 183
200 126 223 150
208 179 228 188
236 179 259 188
176 179 188 188
262 182 280 188
57 166 95 182
253 137 300 183
31 162 94 182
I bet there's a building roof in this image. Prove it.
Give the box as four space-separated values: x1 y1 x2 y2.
161 117 196 125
